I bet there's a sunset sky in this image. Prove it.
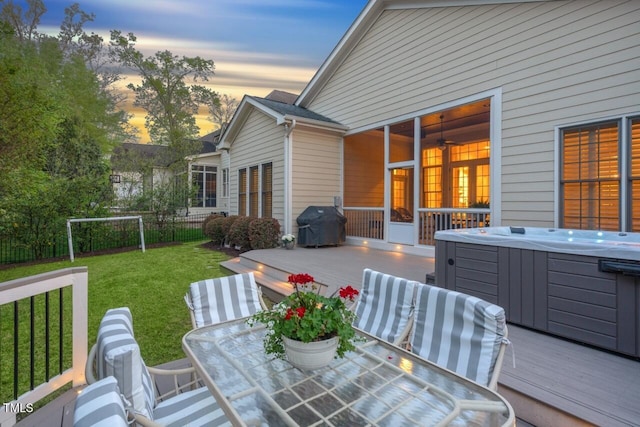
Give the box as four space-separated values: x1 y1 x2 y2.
36 0 368 141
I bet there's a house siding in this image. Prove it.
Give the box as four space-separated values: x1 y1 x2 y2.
306 1 640 226
291 127 342 232
229 108 285 226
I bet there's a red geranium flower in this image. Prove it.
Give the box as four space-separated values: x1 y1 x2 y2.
296 307 306 318
284 308 295 320
339 285 359 301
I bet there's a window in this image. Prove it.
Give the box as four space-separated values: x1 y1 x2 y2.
249 166 259 217
222 168 229 198
238 168 247 216
630 118 640 231
239 163 273 218
262 163 273 218
561 121 619 230
191 165 216 208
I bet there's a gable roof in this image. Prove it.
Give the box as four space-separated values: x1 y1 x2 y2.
220 94 348 147
296 0 547 107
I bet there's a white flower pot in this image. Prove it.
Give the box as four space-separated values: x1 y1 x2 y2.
282 335 339 370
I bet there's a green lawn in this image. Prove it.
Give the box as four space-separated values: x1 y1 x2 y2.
0 240 231 367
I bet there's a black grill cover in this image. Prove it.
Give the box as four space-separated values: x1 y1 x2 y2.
296 206 347 247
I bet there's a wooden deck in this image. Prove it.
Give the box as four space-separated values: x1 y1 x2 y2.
223 245 640 427
13 245 640 426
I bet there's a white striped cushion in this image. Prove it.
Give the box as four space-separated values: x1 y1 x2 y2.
410 284 506 387
73 376 129 427
353 268 417 345
188 272 263 328
153 387 231 427
97 307 155 420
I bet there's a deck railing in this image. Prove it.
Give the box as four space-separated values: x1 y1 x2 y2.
344 207 490 245
343 208 385 240
0 268 88 427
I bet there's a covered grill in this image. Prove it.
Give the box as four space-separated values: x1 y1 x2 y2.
296 206 347 247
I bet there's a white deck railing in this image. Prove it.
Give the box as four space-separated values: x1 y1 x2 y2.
0 268 88 427
344 207 490 245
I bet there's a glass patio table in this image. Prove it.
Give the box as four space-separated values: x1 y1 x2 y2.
182 318 515 427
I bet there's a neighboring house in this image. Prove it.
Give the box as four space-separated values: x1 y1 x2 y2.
110 134 223 215
219 0 640 255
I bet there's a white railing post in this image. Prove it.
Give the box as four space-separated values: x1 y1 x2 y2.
0 267 89 426
72 269 88 387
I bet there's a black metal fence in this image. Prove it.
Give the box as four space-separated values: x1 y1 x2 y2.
0 213 210 266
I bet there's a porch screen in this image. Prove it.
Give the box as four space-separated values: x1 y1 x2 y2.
344 129 384 207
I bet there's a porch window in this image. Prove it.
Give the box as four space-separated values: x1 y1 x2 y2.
191 165 216 208
561 121 619 230
238 168 247 216
262 163 273 218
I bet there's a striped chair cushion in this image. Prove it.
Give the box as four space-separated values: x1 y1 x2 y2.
353 268 417 345
73 376 129 427
153 386 231 427
97 307 155 420
188 272 263 328
410 283 507 387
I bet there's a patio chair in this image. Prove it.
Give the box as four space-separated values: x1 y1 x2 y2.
352 268 417 346
185 272 268 329
74 376 129 427
409 283 509 390
86 307 231 427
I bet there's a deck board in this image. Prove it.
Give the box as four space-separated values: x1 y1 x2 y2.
500 325 640 427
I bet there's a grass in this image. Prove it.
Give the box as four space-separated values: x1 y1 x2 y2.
0 240 232 369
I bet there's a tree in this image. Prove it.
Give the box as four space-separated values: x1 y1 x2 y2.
207 93 238 134
110 31 219 162
0 0 45 42
0 1 127 258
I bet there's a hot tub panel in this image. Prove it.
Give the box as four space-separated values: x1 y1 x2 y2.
435 240 640 358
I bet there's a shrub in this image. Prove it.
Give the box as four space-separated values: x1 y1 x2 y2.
201 213 223 234
249 218 281 250
204 216 227 246
227 216 253 250
220 215 239 245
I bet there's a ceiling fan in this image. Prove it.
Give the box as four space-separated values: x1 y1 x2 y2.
436 114 460 150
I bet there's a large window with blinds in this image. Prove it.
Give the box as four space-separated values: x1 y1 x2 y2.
249 166 259 217
629 118 640 231
238 169 247 216
239 162 273 218
262 163 273 218
560 117 640 231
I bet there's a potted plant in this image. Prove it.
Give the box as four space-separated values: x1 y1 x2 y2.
247 273 360 369
281 233 296 249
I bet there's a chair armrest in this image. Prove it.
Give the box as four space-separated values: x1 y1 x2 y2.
146 365 201 403
132 413 164 427
85 343 98 384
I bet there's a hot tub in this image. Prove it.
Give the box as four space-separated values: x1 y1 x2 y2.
435 227 640 357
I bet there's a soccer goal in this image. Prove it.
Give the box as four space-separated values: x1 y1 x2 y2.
66 216 145 262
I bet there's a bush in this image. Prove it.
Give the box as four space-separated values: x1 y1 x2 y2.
219 215 239 245
201 213 224 234
204 216 227 246
249 218 281 250
227 216 253 250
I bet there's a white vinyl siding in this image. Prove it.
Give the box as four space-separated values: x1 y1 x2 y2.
291 127 342 231
307 1 640 227
229 108 284 223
